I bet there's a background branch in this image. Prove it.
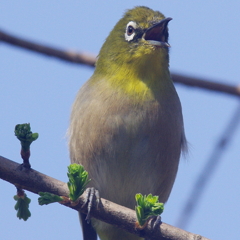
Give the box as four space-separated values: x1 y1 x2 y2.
0 155 209 240
176 103 240 228
1 28 240 97
0 29 96 66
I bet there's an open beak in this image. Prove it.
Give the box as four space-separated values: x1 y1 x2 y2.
144 17 172 47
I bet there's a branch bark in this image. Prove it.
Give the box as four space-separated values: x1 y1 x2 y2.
0 155 209 240
172 73 240 97
0 29 96 66
1 28 240 98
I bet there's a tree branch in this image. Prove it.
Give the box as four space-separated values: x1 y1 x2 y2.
0 155 209 240
0 29 96 66
172 73 240 97
1 28 240 97
176 103 240 228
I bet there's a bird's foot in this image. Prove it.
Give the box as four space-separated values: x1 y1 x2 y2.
82 187 100 223
143 215 162 240
152 215 162 229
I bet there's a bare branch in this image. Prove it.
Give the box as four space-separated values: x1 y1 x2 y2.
176 103 240 228
0 155 209 240
1 28 240 98
172 73 240 97
0 29 96 66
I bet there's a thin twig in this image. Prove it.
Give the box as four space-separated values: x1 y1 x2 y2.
1 28 240 97
0 29 96 66
172 73 240 97
0 155 209 240
176 103 240 229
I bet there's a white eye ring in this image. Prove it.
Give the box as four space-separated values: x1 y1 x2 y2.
125 21 137 41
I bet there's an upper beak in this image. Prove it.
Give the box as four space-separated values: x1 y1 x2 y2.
144 17 172 47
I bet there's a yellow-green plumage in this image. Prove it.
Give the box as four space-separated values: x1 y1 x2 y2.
69 6 186 240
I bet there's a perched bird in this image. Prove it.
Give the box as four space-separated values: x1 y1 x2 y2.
69 6 186 240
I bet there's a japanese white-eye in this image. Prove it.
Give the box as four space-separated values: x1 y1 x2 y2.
69 6 186 240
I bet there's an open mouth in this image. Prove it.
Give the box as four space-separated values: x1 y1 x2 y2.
143 17 172 47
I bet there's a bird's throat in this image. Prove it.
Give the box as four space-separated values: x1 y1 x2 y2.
108 59 170 101
94 48 171 101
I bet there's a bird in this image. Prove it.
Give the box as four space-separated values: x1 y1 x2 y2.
68 6 187 240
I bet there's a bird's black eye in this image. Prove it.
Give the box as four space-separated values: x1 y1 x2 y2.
127 25 135 36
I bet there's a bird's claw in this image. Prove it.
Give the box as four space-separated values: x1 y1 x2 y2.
82 187 100 223
152 215 162 229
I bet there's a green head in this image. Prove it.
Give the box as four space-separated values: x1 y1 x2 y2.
95 6 172 76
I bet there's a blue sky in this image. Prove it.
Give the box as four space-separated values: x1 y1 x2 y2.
1 1 240 239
